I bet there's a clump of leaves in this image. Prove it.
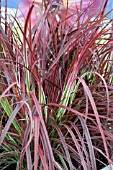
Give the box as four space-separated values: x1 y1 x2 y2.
0 0 113 169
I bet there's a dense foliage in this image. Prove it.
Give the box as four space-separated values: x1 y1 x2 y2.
0 0 113 169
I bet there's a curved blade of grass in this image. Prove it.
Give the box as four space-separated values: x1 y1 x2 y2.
0 102 24 146
47 103 91 120
68 121 91 170
54 161 64 170
18 100 34 169
93 72 110 117
0 82 17 100
78 116 97 170
54 125 74 170
63 124 88 170
31 91 55 170
38 145 49 170
57 153 69 170
0 98 21 135
78 77 110 162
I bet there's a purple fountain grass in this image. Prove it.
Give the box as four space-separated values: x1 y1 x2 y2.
0 0 113 169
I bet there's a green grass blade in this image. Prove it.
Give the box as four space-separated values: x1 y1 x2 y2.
0 98 21 135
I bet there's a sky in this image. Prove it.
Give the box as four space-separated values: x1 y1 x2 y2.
1 0 113 18
1 0 22 8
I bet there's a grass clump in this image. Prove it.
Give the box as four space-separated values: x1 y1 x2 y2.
0 0 113 169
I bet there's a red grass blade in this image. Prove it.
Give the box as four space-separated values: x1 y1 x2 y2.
63 124 87 169
26 146 32 170
0 82 17 100
38 145 49 170
54 125 74 170
31 91 55 170
34 116 40 170
78 116 97 169
68 121 91 168
78 77 110 162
